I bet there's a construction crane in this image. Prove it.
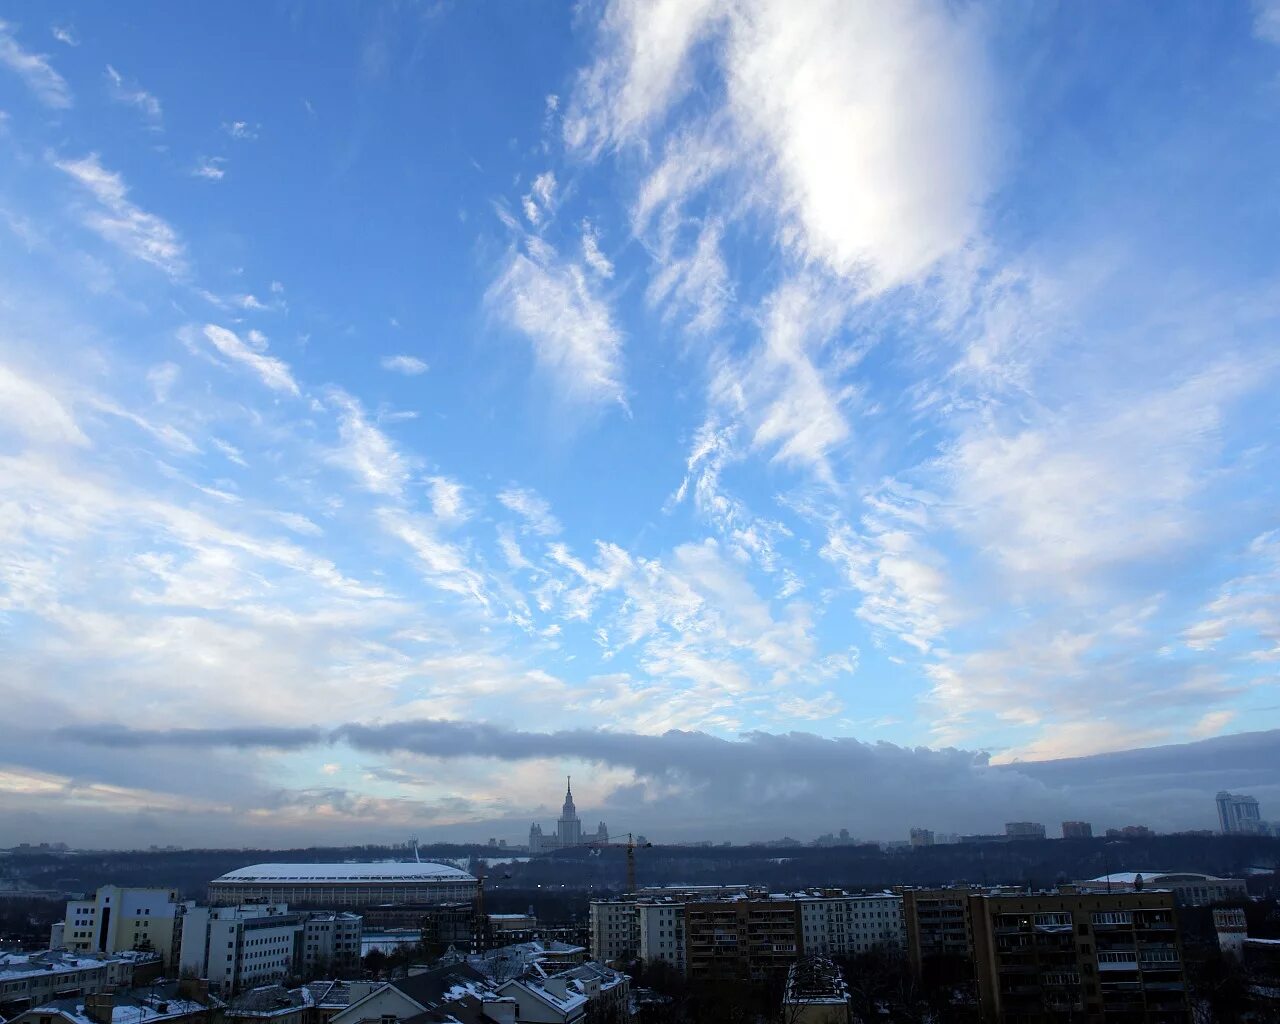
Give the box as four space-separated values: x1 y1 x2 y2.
583 831 652 894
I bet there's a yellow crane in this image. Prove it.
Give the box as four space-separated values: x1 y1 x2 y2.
583 831 652 893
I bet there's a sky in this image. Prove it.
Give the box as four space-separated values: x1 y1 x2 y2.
1 1 1279 848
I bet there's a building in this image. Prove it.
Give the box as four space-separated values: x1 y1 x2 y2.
1005 822 1047 841
588 900 637 964
684 898 800 980
328 963 503 1024
798 892 903 957
0 951 141 1015
1213 908 1248 958
1073 871 1247 907
1215 791 1274 836
782 957 850 1024
207 862 476 908
301 913 362 975
636 901 686 972
909 828 934 847
179 904 304 997
902 888 976 981
6 984 210 1024
529 778 608 854
1062 821 1093 840
1106 825 1154 838
969 889 1189 1022
58 887 185 968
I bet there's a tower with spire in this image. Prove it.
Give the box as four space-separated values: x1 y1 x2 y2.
528 776 608 853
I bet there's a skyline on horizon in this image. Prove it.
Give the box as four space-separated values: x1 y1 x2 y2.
2 1 1280 848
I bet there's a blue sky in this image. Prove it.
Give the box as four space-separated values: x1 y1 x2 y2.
2 1 1280 846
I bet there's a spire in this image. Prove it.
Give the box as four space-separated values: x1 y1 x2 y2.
562 775 577 817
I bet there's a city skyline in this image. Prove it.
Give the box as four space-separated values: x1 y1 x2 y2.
2 2 1280 847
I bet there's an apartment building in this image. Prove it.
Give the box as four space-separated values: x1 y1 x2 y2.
684 899 801 980
636 901 685 972
59 887 185 968
1072 871 1247 907
970 891 1189 1023
302 913 362 974
179 904 304 996
0 951 139 1014
902 888 977 980
588 900 637 963
798 892 903 956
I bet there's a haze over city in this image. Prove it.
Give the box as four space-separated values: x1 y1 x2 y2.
2 1 1280 848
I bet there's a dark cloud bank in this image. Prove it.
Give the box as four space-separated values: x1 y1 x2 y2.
53 721 1280 840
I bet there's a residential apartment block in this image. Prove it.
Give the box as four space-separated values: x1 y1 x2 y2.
970 890 1189 1022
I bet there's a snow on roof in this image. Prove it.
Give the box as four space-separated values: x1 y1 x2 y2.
212 862 474 883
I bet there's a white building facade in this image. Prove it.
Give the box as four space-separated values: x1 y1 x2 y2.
636 902 685 972
529 778 608 854
302 912 362 974
179 903 303 996
799 893 904 956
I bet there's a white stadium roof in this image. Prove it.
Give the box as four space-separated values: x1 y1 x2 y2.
212 862 474 884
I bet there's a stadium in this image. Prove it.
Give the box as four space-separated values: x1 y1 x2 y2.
207 862 478 907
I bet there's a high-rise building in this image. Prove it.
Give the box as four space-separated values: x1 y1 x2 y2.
1216 791 1264 834
909 828 935 847
59 887 185 968
1062 821 1093 839
529 777 608 854
1005 822 1047 840
969 890 1189 1022
902 889 976 983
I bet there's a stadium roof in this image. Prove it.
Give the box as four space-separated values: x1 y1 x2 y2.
212 862 474 884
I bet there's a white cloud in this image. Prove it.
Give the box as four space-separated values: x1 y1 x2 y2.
51 25 77 47
0 20 72 108
199 324 299 395
328 390 410 498
570 0 995 292
522 171 558 226
192 158 227 181
721 0 994 290
564 0 722 154
427 476 469 524
104 64 162 126
712 277 852 474
1255 0 1280 44
943 360 1258 588
0 364 88 447
381 354 429 375
498 487 561 537
224 120 260 140
1184 530 1280 662
581 221 614 279
211 438 247 467
489 237 627 409
146 362 180 403
55 154 187 276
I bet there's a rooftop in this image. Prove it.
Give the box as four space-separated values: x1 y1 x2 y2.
212 862 474 884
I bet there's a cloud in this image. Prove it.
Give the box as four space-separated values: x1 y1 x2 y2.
192 157 227 181
381 354 429 375
0 20 72 108
0 364 89 447
54 719 1280 837
569 0 995 292
489 235 627 409
427 476 469 524
1184 529 1280 662
104 64 162 126
51 25 77 47
224 120 260 140
198 324 300 395
498 486 562 537
55 154 187 276
1255 0 1280 45
328 389 410 497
